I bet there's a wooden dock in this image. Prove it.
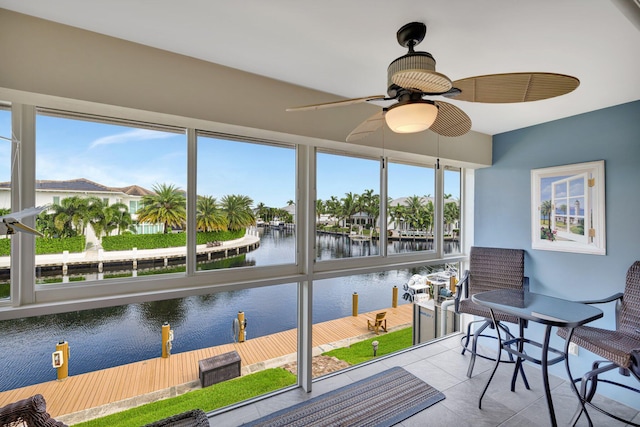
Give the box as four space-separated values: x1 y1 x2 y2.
0 304 413 420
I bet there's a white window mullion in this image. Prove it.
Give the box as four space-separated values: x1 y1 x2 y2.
11 104 37 306
434 161 444 258
186 128 197 275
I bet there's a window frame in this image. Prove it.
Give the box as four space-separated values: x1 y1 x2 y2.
0 102 468 318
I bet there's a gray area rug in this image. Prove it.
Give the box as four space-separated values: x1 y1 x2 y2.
242 366 445 427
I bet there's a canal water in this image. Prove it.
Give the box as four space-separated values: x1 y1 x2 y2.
0 229 457 392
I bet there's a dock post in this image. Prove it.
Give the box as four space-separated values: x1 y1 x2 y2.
392 285 398 308
237 311 246 343
352 292 358 316
54 340 69 381
162 322 172 358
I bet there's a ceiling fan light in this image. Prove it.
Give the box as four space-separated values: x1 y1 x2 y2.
385 102 438 133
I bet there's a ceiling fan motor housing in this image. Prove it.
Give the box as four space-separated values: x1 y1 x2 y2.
387 51 453 96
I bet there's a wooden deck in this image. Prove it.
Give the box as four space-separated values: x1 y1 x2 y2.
0 304 413 419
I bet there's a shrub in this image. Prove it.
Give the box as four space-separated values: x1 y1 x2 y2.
0 236 86 256
102 230 245 251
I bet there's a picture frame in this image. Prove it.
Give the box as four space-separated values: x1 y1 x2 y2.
531 160 606 255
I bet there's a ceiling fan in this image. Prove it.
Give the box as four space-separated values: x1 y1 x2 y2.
287 22 579 141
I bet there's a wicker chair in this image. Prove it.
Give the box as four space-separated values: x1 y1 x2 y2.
0 394 67 427
557 260 640 426
142 409 209 427
454 246 530 384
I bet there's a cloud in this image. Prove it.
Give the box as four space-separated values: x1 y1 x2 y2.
90 129 176 148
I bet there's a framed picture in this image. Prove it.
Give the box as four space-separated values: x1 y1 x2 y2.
531 160 605 255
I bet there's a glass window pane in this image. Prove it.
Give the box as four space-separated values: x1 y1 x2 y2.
35 112 186 284
196 135 296 268
444 167 461 255
387 161 435 254
312 263 460 376
0 283 298 410
0 105 11 300
316 152 380 260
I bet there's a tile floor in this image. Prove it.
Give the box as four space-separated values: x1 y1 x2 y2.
207 334 640 426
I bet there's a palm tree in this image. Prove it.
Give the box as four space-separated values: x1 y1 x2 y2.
540 200 553 232
136 183 186 233
196 195 228 231
405 195 424 230
359 189 376 227
287 199 294 206
255 202 268 222
41 196 90 238
221 194 255 231
443 199 460 234
341 192 358 230
315 199 325 222
107 202 135 235
325 196 342 227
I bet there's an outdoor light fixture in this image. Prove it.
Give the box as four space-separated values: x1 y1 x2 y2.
372 340 379 357
385 101 438 134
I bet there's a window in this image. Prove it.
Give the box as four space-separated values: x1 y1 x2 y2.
129 200 140 214
0 283 299 398
316 151 380 260
35 110 186 284
1 98 470 419
196 134 296 268
387 160 436 254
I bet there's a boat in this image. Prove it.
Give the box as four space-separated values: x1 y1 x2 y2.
269 218 284 228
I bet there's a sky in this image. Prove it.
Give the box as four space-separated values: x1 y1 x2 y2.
0 111 460 208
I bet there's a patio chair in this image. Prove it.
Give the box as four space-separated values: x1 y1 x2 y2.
0 394 67 427
367 312 387 335
454 246 531 384
557 260 640 426
142 409 209 427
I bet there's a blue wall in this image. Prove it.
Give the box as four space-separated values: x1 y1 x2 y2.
475 100 640 408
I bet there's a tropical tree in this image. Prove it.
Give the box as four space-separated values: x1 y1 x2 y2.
107 202 135 235
540 200 553 232
255 202 268 222
315 199 325 222
358 189 376 227
136 183 186 233
388 203 407 231
38 196 90 238
196 195 228 231
341 192 358 229
85 197 110 238
221 194 255 231
443 199 459 234
325 196 342 227
405 195 424 230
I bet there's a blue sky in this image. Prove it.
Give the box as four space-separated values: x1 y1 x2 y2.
0 112 460 208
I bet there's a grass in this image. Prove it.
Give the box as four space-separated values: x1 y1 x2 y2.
73 368 296 427
73 327 412 426
322 327 412 364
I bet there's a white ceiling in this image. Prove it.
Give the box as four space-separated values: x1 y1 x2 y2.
1 0 639 136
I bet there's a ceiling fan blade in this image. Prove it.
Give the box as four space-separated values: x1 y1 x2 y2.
430 101 472 137
451 72 579 103
286 95 387 112
346 111 385 142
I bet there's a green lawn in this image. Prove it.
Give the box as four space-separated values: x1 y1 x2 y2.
72 327 412 426
322 327 412 364
72 368 296 427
